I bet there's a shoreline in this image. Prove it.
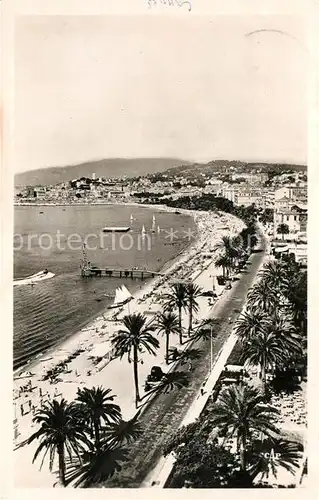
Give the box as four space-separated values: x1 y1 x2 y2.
13 206 241 380
13 206 246 487
13 203 198 375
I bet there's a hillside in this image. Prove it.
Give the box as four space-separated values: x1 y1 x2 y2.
14 158 191 187
159 160 307 178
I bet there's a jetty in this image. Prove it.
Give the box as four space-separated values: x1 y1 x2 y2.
80 244 162 279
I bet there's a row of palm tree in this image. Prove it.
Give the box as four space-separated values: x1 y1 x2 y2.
163 282 202 338
214 223 258 279
26 386 141 487
110 296 204 408
165 383 300 486
27 302 198 485
234 258 306 393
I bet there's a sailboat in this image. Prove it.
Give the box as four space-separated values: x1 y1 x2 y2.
141 224 146 235
130 214 134 223
151 214 156 233
157 225 161 234
108 285 133 309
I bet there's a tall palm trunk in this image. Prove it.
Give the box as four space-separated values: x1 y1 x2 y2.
165 330 170 364
93 417 100 450
260 361 266 395
57 442 66 487
133 345 140 408
188 301 193 336
239 439 246 471
178 305 183 345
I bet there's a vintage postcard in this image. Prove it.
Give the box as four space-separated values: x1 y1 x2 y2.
1 0 317 496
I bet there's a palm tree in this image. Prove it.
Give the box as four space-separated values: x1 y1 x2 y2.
26 399 88 486
65 412 142 487
214 253 232 278
75 386 121 450
270 316 303 356
164 283 187 344
247 438 301 483
214 235 236 259
247 280 279 314
234 310 270 344
185 283 202 335
259 260 287 292
276 223 290 241
242 327 301 393
209 385 280 471
154 311 180 364
111 313 160 407
283 271 307 334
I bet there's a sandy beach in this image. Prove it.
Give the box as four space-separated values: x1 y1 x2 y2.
13 206 245 487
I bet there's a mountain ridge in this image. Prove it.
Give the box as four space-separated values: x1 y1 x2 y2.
15 157 306 186
14 158 192 186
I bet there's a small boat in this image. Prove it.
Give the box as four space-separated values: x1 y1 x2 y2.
102 226 130 233
39 211 44 214
13 269 55 287
151 215 156 233
108 285 133 309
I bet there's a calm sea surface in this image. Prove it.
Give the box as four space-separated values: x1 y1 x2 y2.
13 204 195 369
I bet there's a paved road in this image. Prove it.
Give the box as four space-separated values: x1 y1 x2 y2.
103 234 266 488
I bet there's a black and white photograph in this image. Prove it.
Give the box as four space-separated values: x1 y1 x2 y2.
2 0 314 492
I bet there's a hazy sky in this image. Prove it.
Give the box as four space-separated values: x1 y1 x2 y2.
14 15 307 172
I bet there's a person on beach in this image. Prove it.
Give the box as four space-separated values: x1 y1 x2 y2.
28 400 32 410
20 404 24 416
188 361 193 372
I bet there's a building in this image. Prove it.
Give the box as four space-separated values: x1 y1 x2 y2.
220 184 238 203
236 194 260 207
274 204 307 238
231 172 268 184
274 185 307 203
33 186 47 199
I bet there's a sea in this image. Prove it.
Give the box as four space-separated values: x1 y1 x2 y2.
13 204 196 370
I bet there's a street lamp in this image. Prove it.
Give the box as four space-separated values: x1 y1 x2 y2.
210 324 213 373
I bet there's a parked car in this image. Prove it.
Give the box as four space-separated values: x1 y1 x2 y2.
144 366 165 391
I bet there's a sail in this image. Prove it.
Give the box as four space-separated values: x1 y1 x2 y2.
112 285 132 306
113 287 123 305
121 285 132 301
151 214 156 232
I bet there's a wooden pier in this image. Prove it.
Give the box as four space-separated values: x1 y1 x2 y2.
81 267 162 279
80 243 162 279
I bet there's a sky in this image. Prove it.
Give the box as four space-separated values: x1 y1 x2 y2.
14 15 307 173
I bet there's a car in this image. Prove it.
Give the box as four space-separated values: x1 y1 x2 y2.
144 366 165 391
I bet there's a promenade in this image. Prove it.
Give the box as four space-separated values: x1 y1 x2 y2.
102 233 266 487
